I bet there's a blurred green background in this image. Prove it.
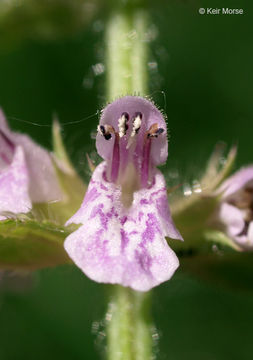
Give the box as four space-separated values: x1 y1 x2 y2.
0 0 252 359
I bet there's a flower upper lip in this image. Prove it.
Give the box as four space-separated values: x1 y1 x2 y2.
96 96 168 167
96 96 167 192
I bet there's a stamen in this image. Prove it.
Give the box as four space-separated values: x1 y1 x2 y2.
118 112 129 138
126 113 143 150
97 124 115 141
156 128 165 135
130 112 142 138
97 125 105 136
147 124 164 138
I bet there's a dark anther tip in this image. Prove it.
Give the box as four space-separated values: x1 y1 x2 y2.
100 125 105 134
156 128 164 135
121 112 129 121
104 133 112 140
135 112 142 119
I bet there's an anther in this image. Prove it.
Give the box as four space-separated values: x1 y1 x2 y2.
156 128 164 135
118 112 129 138
130 112 142 138
147 124 164 138
97 124 115 141
97 125 105 136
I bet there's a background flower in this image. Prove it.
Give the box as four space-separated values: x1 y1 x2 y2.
219 166 253 249
0 109 62 218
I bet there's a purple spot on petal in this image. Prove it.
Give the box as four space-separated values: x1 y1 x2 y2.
151 187 166 198
107 208 113 218
106 194 114 201
91 229 106 255
127 216 137 223
84 187 100 205
135 249 152 273
120 216 127 225
156 195 171 224
89 203 109 229
140 199 149 205
107 207 118 219
138 211 144 221
100 183 108 191
121 229 129 251
141 213 161 245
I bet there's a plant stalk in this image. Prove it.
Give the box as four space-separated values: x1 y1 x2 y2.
105 4 148 101
105 3 152 360
106 286 152 360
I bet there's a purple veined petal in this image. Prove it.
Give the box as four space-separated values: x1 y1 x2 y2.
14 133 63 203
0 109 63 203
65 161 182 292
0 146 31 219
219 166 253 199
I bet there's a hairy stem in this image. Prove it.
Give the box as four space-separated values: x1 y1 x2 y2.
105 4 148 101
105 3 152 360
106 286 152 360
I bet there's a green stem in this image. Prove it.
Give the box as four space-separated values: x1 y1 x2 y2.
106 286 152 360
105 5 148 101
105 4 152 360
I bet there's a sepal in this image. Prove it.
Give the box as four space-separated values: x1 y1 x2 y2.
201 143 237 191
48 118 87 224
170 144 237 253
170 195 218 252
203 230 242 251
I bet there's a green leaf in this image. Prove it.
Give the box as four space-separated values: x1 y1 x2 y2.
0 218 73 270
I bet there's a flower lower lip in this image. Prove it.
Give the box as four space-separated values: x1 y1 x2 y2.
64 161 182 291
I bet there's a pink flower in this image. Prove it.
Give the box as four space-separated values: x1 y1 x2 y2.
218 166 253 249
64 96 182 291
0 109 63 218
